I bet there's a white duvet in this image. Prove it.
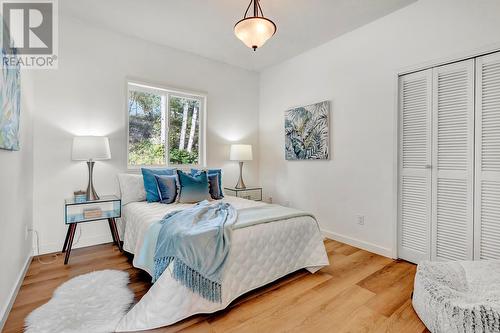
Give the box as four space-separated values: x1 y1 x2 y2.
115 196 328 332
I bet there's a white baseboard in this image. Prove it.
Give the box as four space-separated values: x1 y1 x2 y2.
0 254 32 331
322 229 395 259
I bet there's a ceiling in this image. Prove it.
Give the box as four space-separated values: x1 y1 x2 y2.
62 0 416 72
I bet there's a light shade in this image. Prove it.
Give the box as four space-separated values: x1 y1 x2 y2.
72 136 111 161
230 144 253 161
234 17 276 50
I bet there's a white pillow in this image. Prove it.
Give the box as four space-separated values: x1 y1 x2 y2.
117 173 146 205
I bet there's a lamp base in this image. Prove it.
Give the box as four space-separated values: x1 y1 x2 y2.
86 161 99 201
235 161 247 189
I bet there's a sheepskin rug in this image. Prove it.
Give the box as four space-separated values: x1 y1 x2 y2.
25 270 134 333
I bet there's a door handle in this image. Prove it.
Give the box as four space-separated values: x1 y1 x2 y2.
425 164 432 169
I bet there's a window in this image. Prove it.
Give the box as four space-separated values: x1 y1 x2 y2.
127 81 205 168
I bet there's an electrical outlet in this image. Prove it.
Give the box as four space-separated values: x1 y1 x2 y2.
268 196 273 204
356 215 365 226
284 201 290 207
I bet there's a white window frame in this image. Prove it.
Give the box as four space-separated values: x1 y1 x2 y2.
126 79 207 170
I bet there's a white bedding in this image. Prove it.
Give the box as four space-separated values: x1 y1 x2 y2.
116 196 328 332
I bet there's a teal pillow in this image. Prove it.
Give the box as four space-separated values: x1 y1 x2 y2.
191 169 224 200
141 168 176 202
177 170 210 204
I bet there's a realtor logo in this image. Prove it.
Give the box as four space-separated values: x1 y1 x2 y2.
1 0 58 68
3 2 53 54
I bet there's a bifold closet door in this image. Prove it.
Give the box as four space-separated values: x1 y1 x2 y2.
398 69 432 263
475 52 500 259
431 59 475 261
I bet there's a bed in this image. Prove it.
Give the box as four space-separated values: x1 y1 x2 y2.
115 190 328 332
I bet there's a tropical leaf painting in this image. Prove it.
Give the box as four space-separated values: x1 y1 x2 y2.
285 101 329 160
0 18 21 151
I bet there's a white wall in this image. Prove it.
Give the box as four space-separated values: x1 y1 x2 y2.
259 0 500 257
32 14 260 254
0 71 35 328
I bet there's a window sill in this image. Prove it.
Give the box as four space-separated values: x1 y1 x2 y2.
126 164 207 173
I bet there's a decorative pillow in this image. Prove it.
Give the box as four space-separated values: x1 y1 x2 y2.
176 170 210 204
117 173 146 205
191 169 224 200
141 168 176 202
154 175 177 204
207 174 224 200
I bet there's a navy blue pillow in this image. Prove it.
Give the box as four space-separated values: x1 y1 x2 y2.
191 169 224 200
177 170 211 204
154 175 177 204
141 168 176 202
208 174 223 200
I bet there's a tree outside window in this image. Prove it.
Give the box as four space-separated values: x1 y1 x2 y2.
128 83 204 167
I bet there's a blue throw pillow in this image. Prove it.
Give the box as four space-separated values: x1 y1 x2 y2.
177 170 210 204
208 174 223 200
141 168 176 202
154 175 177 204
191 169 224 200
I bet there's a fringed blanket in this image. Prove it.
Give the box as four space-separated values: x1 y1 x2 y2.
153 201 237 303
135 201 318 303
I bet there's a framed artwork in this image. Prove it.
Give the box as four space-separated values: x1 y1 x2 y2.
285 100 330 160
0 19 21 151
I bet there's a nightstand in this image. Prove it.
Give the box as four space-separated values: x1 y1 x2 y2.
224 187 262 201
63 195 122 264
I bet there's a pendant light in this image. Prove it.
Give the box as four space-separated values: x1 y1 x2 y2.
234 0 276 51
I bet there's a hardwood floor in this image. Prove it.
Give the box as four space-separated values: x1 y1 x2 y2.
3 240 428 333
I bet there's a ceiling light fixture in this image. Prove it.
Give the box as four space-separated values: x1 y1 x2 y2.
234 0 276 51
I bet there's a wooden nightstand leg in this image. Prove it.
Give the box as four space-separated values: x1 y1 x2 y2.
108 218 123 252
64 224 77 265
62 225 71 253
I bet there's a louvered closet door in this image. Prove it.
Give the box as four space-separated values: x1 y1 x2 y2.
431 59 475 261
475 52 500 260
398 69 432 263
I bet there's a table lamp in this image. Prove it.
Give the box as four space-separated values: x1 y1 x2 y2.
230 144 253 189
72 136 111 201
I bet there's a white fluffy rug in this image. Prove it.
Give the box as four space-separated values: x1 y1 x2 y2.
25 270 134 333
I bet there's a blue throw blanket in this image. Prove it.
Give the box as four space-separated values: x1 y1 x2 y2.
153 200 237 303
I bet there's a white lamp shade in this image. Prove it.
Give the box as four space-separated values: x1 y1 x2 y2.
230 144 253 161
72 136 111 161
234 17 276 50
